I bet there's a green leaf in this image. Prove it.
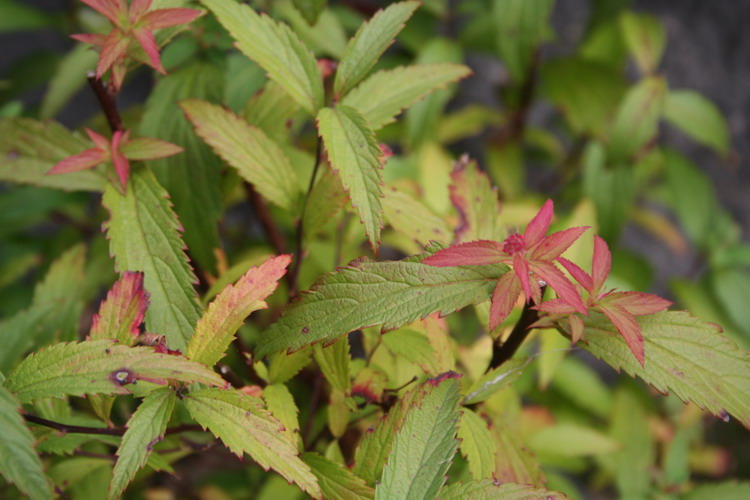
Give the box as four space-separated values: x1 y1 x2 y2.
317 105 384 252
302 164 348 243
187 255 291 367
109 389 176 500
140 62 224 273
572 311 750 428
683 482 750 500
463 358 529 405
334 1 419 96
0 384 52 500
457 409 496 480
181 99 300 211
382 328 439 374
39 44 98 119
382 185 451 245
184 388 321 498
265 347 313 384
7 340 225 403
608 76 666 163
663 90 730 156
342 64 471 130
491 423 545 486
280 3 346 58
0 0 55 32
439 480 565 500
711 269 750 341
202 0 323 114
292 0 326 25
448 157 503 242
302 452 375 500
0 118 105 191
527 423 620 457
244 80 301 142
263 384 302 450
549 357 612 418
102 165 203 352
255 250 507 358
492 0 554 81
619 11 666 74
376 375 462 500
313 336 351 393
89 272 149 346
48 457 111 492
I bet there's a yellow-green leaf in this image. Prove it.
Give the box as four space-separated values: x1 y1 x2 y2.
663 90 729 156
608 76 666 163
457 409 496 480
439 480 566 500
382 185 451 245
619 11 666 74
302 452 375 500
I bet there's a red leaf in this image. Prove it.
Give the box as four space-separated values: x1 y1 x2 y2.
531 261 587 315
489 272 522 331
557 257 594 295
80 0 125 25
531 226 589 261
132 27 164 73
111 131 130 189
138 8 204 30
48 149 106 175
85 128 110 151
513 253 532 303
96 29 130 78
598 304 645 365
600 291 672 316
70 33 106 46
120 137 183 161
422 240 504 267
129 0 152 20
591 236 612 294
90 272 150 345
537 298 576 315
524 199 554 247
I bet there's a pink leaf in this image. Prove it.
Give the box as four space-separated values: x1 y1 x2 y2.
591 236 612 294
48 149 106 175
531 261 587 315
489 272 522 331
138 8 203 30
70 33 107 47
513 253 533 303
131 27 164 73
531 226 589 260
422 240 504 267
85 128 110 151
557 257 594 295
524 199 554 247
120 137 184 161
96 30 130 78
600 291 672 316
129 0 152 21
569 314 584 344
537 298 576 315
599 304 645 365
80 0 125 25
111 131 130 189
90 272 150 345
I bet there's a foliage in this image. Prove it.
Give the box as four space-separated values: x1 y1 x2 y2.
0 0 748 498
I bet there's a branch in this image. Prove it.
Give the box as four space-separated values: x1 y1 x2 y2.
244 183 287 255
488 285 546 371
23 413 204 437
86 72 123 133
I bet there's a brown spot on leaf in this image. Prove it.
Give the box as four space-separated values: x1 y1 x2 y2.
110 368 136 386
301 326 310 335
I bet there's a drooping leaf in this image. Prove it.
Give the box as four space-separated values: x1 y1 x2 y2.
317 105 384 252
342 64 471 130
313 336 351 393
0 118 105 191
619 11 666 74
334 1 419 97
449 157 503 243
382 185 451 245
607 76 666 164
7 340 225 403
187 255 291 367
301 452 375 500
109 388 176 500
492 0 554 81
89 271 149 346
376 374 462 500
663 90 730 156
0 384 52 500
457 409 497 480
255 249 507 358
102 165 203 352
139 62 224 273
571 311 750 428
183 388 321 498
439 480 565 500
201 0 323 114
263 384 302 450
181 99 300 211
463 358 529 405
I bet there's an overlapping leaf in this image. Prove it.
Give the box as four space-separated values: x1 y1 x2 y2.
302 452 375 500
103 165 203 352
263 384 302 450
202 0 323 114
187 255 291 367
439 480 565 500
313 336 351 393
183 388 321 498
89 272 149 346
449 158 503 242
382 186 451 245
457 409 496 480
7 340 225 403
255 248 507 358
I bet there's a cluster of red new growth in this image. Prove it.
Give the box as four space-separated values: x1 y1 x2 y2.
72 0 203 90
424 200 671 365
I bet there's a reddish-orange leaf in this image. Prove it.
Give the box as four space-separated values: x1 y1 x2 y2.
89 271 150 346
138 8 204 30
531 226 589 261
599 304 645 365
600 291 672 316
524 199 554 247
489 272 523 330
591 235 612 294
531 261 587 315
48 149 106 175
96 29 130 78
422 240 504 267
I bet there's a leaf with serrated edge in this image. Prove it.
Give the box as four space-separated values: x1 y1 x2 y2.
376 374 462 499
201 0 323 114
302 452 375 500
382 328 439 374
181 99 300 211
572 310 750 428
187 255 291 367
343 64 471 130
255 248 508 358
103 165 202 352
382 185 451 245
184 388 321 498
464 358 530 405
313 336 351 393
318 105 384 253
263 384 302 450
334 1 419 96
7 340 225 403
90 272 149 346
439 480 566 500
457 409 497 480
449 158 503 243
0 385 52 500
109 388 176 500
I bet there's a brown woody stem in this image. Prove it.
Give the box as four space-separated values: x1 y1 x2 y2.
488 285 546 371
23 413 203 437
86 72 123 133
